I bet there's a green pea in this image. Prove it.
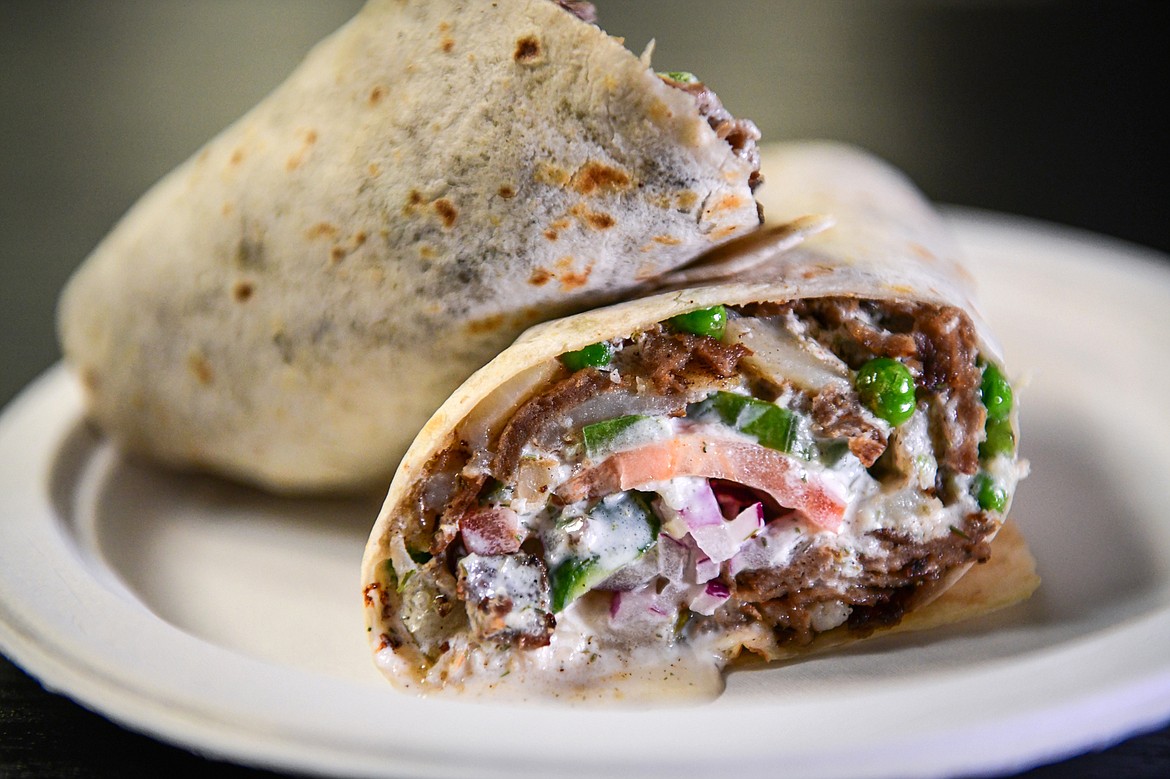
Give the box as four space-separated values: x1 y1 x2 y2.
669 305 727 340
980 416 1016 459
973 473 1008 512
561 341 613 371
980 362 1013 421
855 357 916 425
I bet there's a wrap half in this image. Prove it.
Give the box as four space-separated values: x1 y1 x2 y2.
360 142 1037 699
56 0 761 492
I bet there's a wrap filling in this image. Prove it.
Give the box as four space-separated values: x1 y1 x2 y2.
367 296 1021 675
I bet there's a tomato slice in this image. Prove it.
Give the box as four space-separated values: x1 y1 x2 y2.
558 434 846 532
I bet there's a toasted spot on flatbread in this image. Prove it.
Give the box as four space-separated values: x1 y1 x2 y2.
325 230 370 263
567 202 616 230
708 224 742 240
648 99 673 123
529 267 552 286
909 242 936 262
438 22 456 53
535 162 571 188
555 255 592 291
497 184 516 199
232 280 255 302
466 313 506 335
285 130 318 169
676 191 699 210
513 35 542 64
188 354 214 386
652 234 682 245
584 211 615 230
800 265 833 280
570 161 632 196
635 261 662 279
542 216 572 241
81 366 100 394
285 129 318 171
235 236 265 269
363 582 380 608
305 222 339 241
403 189 426 215
229 148 245 167
433 198 458 227
705 192 746 216
368 85 386 106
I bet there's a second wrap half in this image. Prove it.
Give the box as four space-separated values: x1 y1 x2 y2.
361 141 1037 697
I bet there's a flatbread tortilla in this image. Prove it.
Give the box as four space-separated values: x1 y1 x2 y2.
57 0 761 493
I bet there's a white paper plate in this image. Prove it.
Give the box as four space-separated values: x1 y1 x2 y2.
3 211 1170 779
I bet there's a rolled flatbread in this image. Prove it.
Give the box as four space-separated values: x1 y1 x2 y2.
360 141 1038 699
56 0 761 492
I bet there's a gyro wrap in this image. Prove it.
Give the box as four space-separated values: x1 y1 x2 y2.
361 141 1037 698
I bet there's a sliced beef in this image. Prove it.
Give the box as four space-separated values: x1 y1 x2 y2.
490 367 618 481
782 298 986 477
660 74 763 193
810 383 887 467
637 330 748 395
490 328 747 482
912 305 985 475
457 553 556 649
734 511 996 645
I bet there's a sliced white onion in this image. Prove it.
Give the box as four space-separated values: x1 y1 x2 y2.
657 534 691 582
727 502 765 544
688 580 731 616
725 314 851 395
691 553 721 584
608 584 672 629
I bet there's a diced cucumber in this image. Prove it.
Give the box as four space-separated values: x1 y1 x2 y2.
550 557 601 613
581 415 672 460
546 491 659 613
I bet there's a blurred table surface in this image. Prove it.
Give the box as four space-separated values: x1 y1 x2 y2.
2 651 1168 778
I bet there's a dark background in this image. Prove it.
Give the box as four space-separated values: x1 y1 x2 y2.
2 1 1168 777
